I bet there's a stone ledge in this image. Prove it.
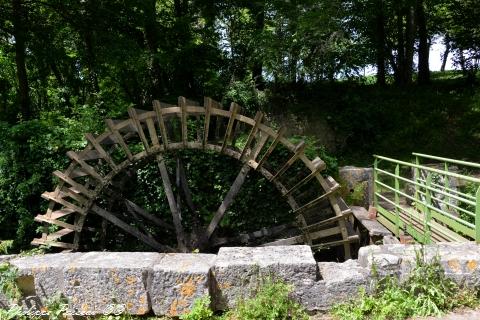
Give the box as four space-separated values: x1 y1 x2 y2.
0 243 479 315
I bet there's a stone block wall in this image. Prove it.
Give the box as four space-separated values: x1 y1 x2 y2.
1 243 480 316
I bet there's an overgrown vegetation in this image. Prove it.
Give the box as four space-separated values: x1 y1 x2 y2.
331 249 479 320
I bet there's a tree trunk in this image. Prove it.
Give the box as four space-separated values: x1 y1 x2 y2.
404 5 415 85
375 0 386 86
252 0 265 89
12 0 30 120
441 36 451 72
395 7 405 85
144 0 165 97
416 0 430 84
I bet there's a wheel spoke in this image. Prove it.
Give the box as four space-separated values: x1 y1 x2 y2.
157 155 188 251
125 199 174 231
91 204 176 252
205 163 251 239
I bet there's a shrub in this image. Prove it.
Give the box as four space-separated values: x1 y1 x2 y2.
226 278 309 320
331 249 479 320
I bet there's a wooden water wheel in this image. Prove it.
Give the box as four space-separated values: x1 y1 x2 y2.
32 97 358 258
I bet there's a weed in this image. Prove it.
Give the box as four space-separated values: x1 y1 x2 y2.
331 248 479 320
225 277 308 320
179 295 215 320
0 263 21 303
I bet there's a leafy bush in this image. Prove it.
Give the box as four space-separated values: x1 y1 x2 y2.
180 296 215 320
331 249 479 320
225 278 308 320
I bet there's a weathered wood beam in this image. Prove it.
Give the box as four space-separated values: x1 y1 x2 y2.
105 119 133 161
221 103 240 153
283 157 326 196
156 155 187 252
270 141 306 181
67 151 103 181
240 111 263 161
256 126 286 169
85 133 117 170
128 108 150 153
91 204 176 252
53 171 94 199
178 96 188 147
124 199 174 231
205 163 251 239
211 223 293 247
146 117 160 147
153 100 169 149
203 97 213 148
293 183 341 215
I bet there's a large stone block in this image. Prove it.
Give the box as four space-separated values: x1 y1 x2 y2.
339 166 374 207
62 252 160 316
298 260 369 311
149 253 216 317
358 243 480 285
212 246 317 310
9 253 84 311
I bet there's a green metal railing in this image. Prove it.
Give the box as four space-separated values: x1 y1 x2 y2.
373 153 480 244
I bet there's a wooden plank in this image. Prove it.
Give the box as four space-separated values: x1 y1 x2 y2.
270 140 306 181
256 126 286 169
178 96 188 147
49 208 75 220
34 215 80 231
105 119 133 161
146 117 160 147
85 133 117 170
128 108 150 153
205 163 251 238
156 155 187 251
351 206 392 237
153 100 169 149
125 199 174 231
203 97 213 148
211 223 293 247
311 235 360 250
67 151 103 181
53 171 94 199
250 132 269 161
42 192 85 214
221 103 240 153
31 238 74 249
240 111 263 160
47 228 74 241
293 184 340 215
91 204 175 252
283 157 326 196
262 226 341 246
302 211 353 232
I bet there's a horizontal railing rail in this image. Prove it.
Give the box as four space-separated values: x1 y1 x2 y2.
373 153 480 244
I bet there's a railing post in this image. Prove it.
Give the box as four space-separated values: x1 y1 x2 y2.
424 173 433 244
394 164 400 236
414 156 420 203
476 186 480 243
444 162 451 211
374 158 379 209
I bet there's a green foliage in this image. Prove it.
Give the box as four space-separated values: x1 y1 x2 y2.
0 263 21 302
179 296 215 320
0 241 13 255
43 294 68 320
0 304 25 320
331 249 479 320
226 278 309 320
